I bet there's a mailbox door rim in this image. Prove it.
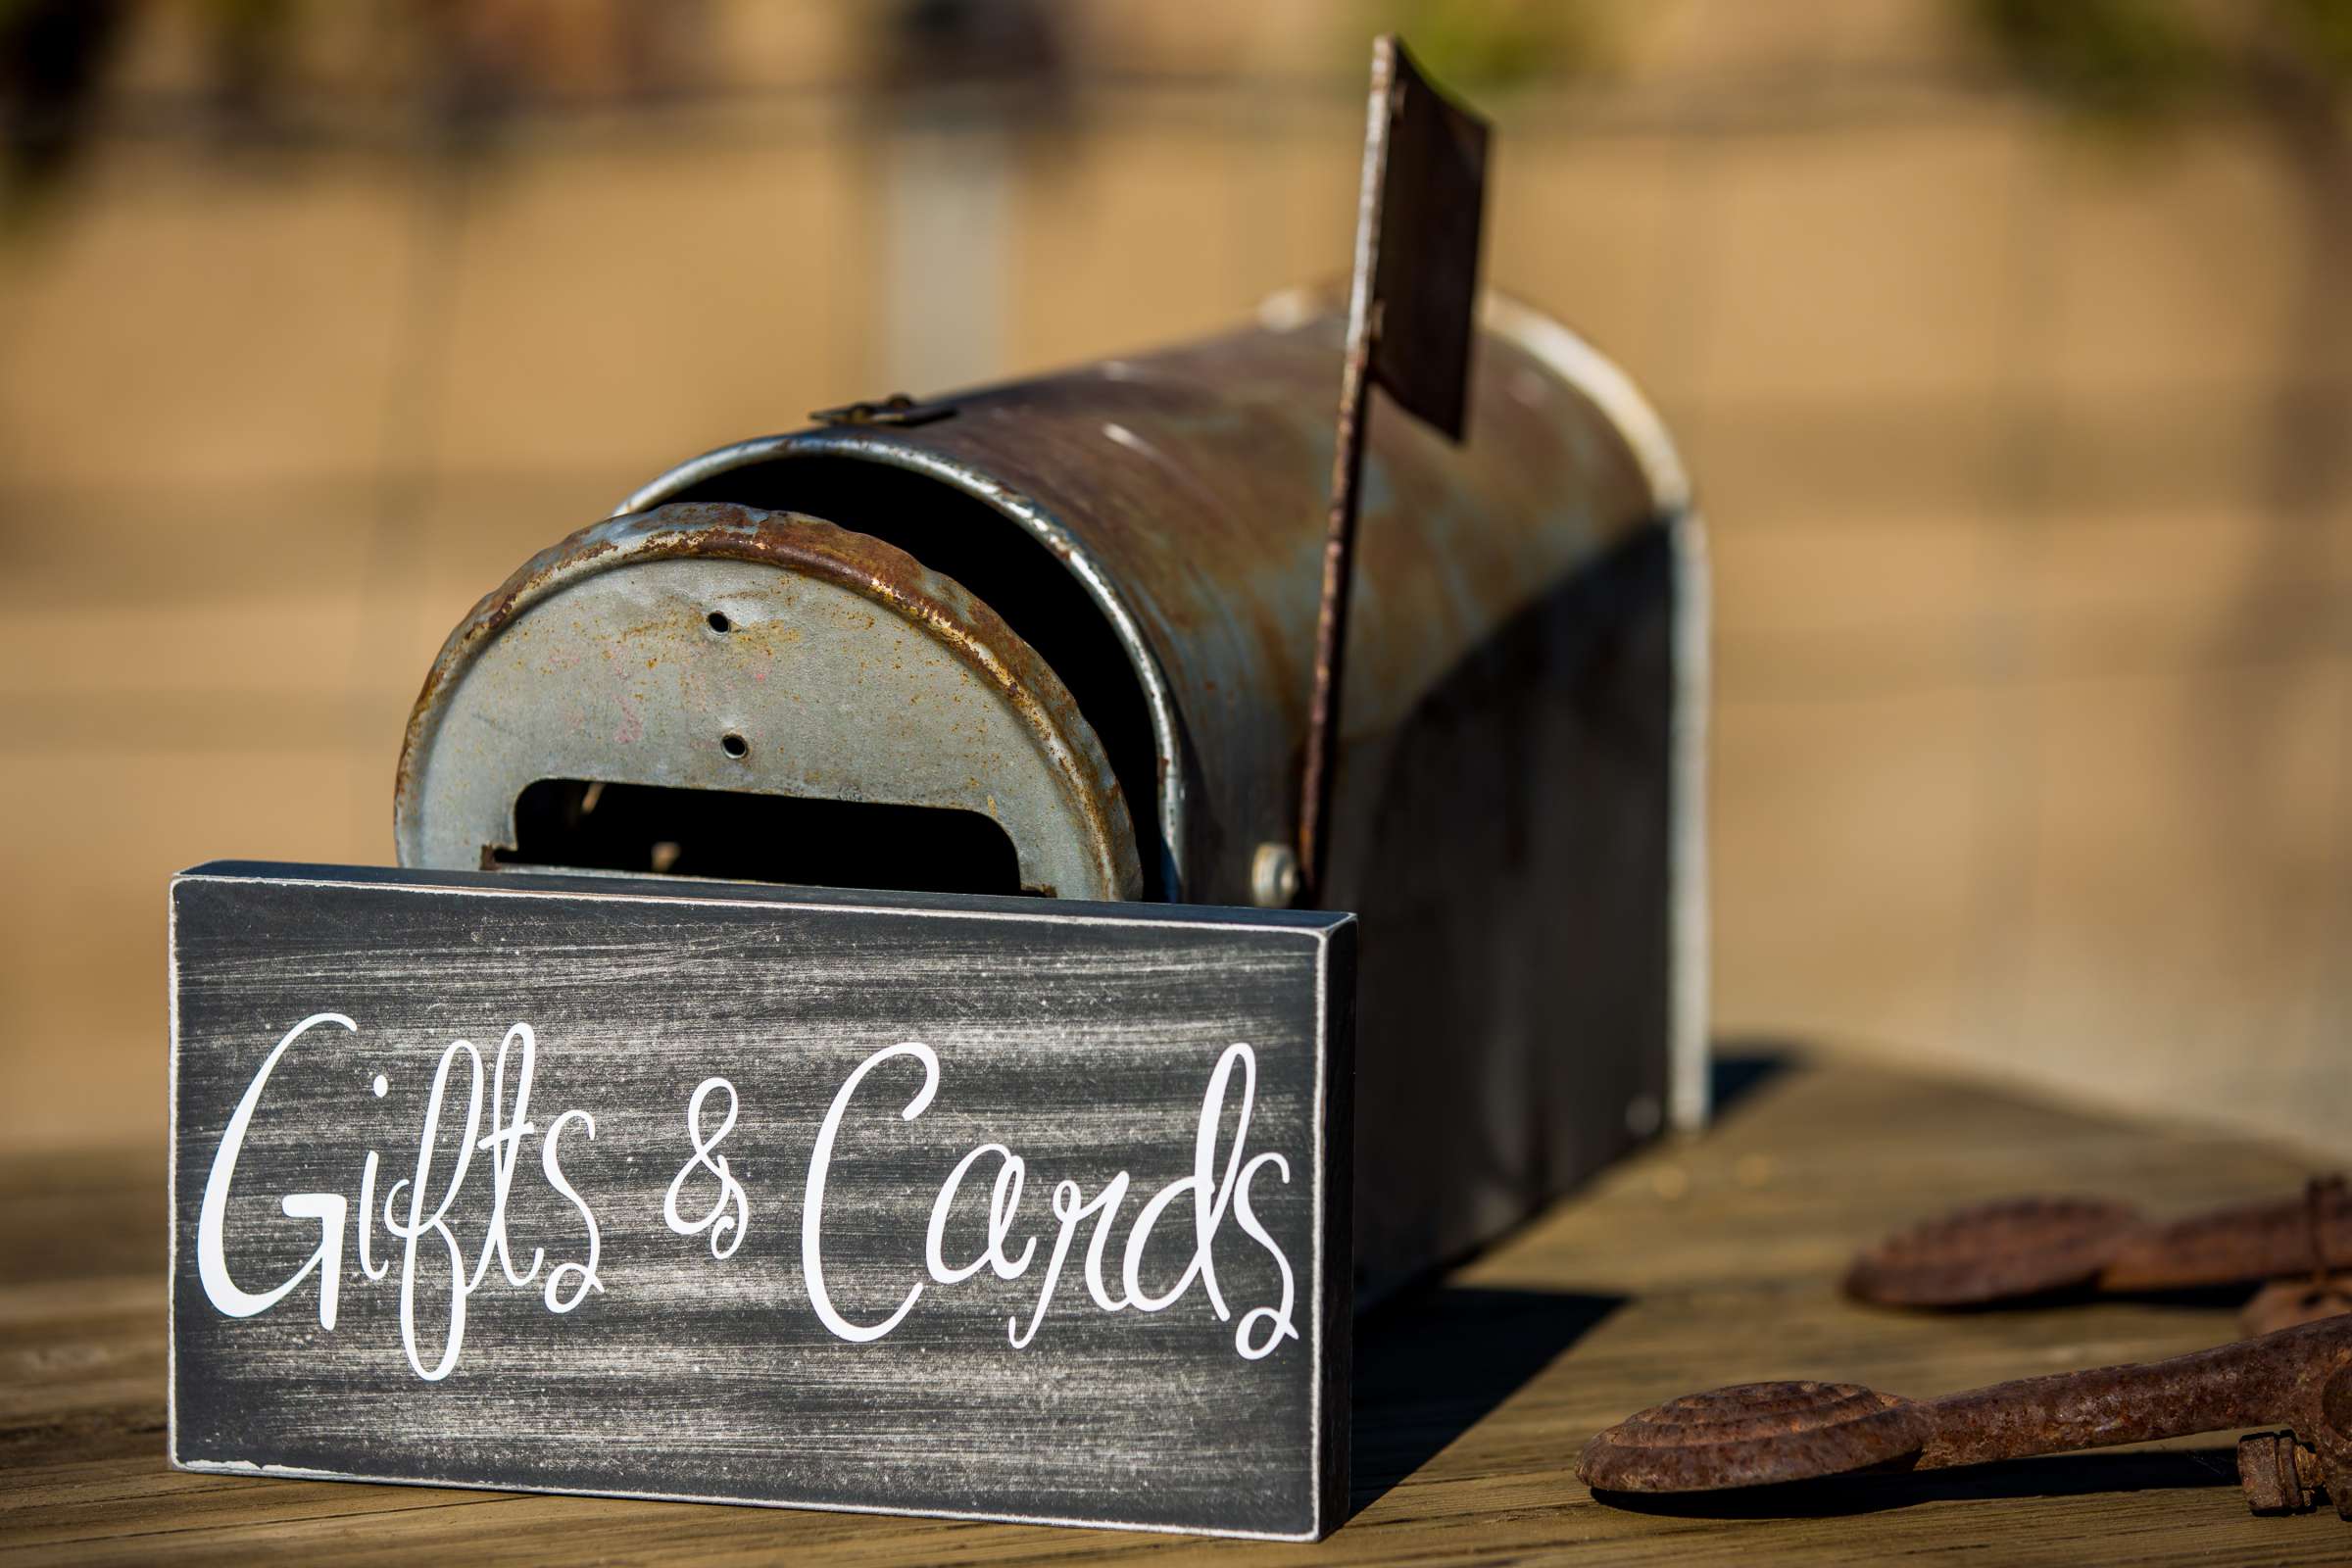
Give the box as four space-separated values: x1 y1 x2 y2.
393 501 1144 901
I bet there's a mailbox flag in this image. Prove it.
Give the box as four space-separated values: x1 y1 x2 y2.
1353 35 1491 442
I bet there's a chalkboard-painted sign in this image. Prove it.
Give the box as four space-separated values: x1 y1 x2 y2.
168 863 1354 1541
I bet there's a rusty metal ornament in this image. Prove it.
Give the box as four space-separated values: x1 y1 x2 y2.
2241 1177 2352 1338
2102 1176 2352 1294
1298 33 1490 906
1843 1196 2144 1307
1848 1180 2352 1308
2241 1335 2352 1519
2245 1280 2352 1338
1577 1382 1929 1493
1584 1316 2352 1518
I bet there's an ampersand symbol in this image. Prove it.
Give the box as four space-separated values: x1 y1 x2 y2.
664 1077 750 1259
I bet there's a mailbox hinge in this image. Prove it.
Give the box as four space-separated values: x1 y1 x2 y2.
809 392 956 429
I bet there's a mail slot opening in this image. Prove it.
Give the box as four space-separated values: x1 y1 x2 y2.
489 778 1031 895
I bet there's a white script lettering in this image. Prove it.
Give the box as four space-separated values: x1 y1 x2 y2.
197 1015 603 1381
664 1077 750 1259
804 1041 1298 1359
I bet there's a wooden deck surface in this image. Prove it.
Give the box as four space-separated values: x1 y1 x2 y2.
6 1053 2346 1564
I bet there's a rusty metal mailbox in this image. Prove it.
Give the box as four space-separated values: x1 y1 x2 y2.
393 286 1706 1303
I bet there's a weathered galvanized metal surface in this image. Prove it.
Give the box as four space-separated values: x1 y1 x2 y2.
1585 1316 2352 1520
614 293 1676 910
397 504 1141 902
601 296 1695 1298
401 290 1698 1301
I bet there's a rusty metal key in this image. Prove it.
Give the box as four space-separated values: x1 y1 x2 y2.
1846 1178 2352 1308
1579 1314 2352 1518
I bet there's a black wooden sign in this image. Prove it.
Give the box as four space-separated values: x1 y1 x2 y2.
168 862 1354 1541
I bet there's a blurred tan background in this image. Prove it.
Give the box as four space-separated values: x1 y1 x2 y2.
3 0 2348 1161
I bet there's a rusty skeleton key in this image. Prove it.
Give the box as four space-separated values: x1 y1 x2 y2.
1845 1179 2352 1309
1579 1315 2352 1517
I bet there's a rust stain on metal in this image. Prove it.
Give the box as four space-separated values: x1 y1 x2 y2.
396 528 624 820
608 296 1660 909
1843 1196 2143 1307
2103 1175 2352 1293
2244 1279 2352 1338
2241 1177 2352 1337
1298 33 1490 905
1298 305 1372 906
395 502 1139 900
808 391 956 428
1585 1316 2352 1519
1577 1382 1928 1493
1846 1180 2352 1309
2240 1427 2327 1514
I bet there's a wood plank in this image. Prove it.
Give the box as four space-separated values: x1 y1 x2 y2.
5 1054 2347 1562
165 866 1352 1541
